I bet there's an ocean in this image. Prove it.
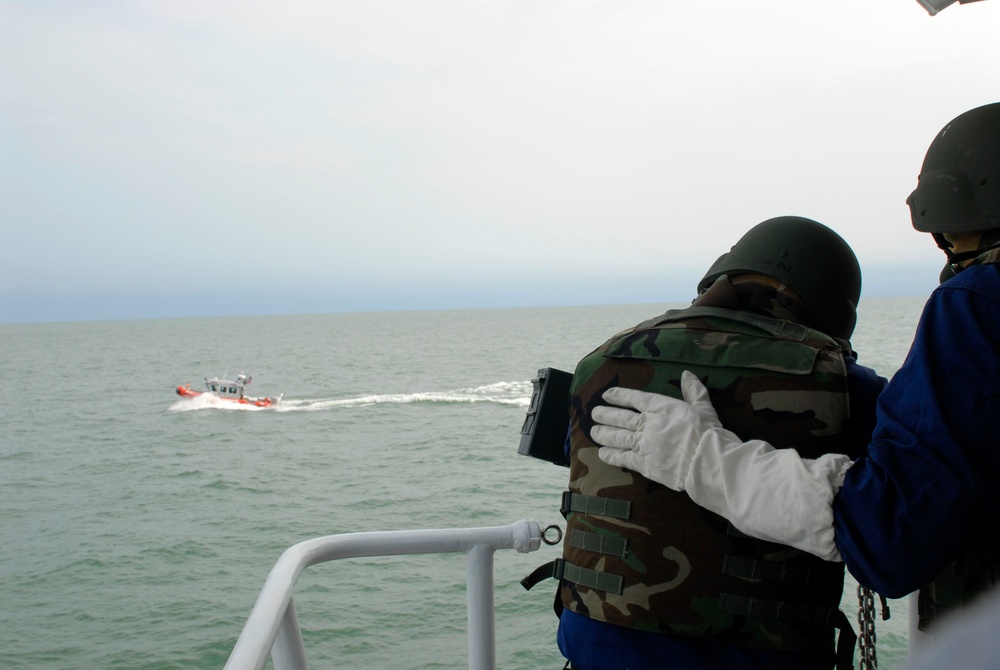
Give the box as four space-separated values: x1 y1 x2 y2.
1 298 927 669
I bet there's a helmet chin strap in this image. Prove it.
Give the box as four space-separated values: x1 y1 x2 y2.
934 233 963 281
932 232 955 257
933 232 1000 282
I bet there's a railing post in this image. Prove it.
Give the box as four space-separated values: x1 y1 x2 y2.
466 543 496 670
271 597 308 670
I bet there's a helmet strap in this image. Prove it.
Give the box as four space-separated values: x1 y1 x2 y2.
948 247 994 266
932 232 954 257
932 233 964 278
934 230 1000 280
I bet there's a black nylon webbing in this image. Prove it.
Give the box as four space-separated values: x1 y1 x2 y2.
561 491 631 520
722 555 814 584
520 561 558 591
558 559 624 595
718 593 838 627
521 559 625 596
718 596 856 670
568 529 628 557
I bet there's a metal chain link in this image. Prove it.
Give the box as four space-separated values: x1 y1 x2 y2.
857 585 878 670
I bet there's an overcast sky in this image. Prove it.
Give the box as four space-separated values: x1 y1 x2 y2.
3 0 1000 323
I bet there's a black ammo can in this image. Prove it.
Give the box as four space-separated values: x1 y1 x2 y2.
518 368 572 467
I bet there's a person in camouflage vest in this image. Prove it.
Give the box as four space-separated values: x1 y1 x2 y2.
590 104 1000 662
557 217 887 670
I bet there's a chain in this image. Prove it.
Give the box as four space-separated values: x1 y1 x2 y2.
857 585 878 670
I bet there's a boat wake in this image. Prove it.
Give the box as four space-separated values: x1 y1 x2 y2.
170 381 533 412
275 381 532 412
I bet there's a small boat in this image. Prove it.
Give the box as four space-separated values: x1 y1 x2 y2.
175 373 280 407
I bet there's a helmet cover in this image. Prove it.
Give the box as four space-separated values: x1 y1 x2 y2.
908 102 1000 234
698 216 861 340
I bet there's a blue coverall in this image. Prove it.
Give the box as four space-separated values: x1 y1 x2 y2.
834 263 1000 598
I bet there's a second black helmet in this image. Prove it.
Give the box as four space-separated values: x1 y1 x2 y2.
698 216 862 340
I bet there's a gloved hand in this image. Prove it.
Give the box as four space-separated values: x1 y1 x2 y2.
591 370 733 491
592 370 852 562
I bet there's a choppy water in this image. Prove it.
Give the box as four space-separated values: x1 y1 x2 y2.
1 299 926 669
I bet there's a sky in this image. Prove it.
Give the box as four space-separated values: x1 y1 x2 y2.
3 0 1000 324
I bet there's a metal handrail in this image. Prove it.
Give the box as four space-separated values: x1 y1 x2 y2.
224 520 545 670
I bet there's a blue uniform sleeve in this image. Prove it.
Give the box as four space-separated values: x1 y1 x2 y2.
833 267 1000 597
845 356 888 460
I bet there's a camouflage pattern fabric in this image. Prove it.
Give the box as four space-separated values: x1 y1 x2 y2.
977 247 1000 266
560 280 854 651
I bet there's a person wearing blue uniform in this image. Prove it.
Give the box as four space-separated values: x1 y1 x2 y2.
834 252 1000 606
590 103 1000 639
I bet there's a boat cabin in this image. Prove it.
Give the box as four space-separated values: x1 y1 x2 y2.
206 374 252 400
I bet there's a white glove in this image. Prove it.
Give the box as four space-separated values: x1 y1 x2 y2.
591 369 727 490
592 370 853 562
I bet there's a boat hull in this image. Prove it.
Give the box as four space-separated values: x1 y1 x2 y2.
175 385 275 407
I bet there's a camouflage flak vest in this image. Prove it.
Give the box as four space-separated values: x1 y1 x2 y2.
560 306 853 652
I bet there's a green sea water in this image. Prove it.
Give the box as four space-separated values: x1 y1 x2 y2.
1 299 926 669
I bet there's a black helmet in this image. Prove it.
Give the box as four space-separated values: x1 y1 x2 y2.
697 216 862 340
907 102 1000 234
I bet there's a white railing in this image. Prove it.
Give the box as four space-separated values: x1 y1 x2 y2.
224 520 546 670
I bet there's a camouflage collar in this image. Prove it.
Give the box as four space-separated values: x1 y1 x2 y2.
694 275 814 328
973 245 1000 267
